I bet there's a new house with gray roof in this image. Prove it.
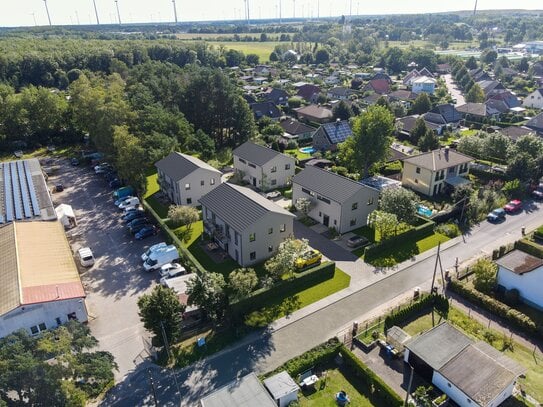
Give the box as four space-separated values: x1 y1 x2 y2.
155 152 222 206
292 166 379 233
199 183 295 266
233 141 295 191
312 119 352 151
401 148 473 196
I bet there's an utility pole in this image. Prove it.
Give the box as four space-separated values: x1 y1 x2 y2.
43 0 52 26
92 0 100 24
317 0 320 19
160 322 181 401
172 0 178 24
114 0 121 25
146 368 159 406
404 364 414 406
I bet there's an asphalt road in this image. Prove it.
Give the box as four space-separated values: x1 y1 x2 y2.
443 73 465 106
102 199 542 406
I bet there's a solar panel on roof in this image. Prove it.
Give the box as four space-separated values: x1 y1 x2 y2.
325 122 352 144
17 160 32 218
24 160 41 217
3 163 14 222
10 162 23 220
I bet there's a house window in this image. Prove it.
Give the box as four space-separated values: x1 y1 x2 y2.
319 211 322 217
350 219 357 226
39 323 46 331
352 202 358 210
448 166 455 174
271 179 277 186
234 232 239 245
280 224 286 232
250 251 256 260
447 383 451 388
248 163 256 169
187 198 192 205
200 180 205 186
334 220 337 225
210 178 216 185
55 317 62 326
185 183 191 190
317 195 331 204
367 197 374 205
249 233 256 242
416 167 421 174
285 164 291 170
239 158 247 164
271 166 277 173
268 227 273 234
30 326 39 335
301 187 312 195
268 245 273 253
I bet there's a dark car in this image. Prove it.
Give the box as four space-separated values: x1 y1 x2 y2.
487 208 506 222
122 210 146 222
135 225 159 240
70 158 80 166
127 217 149 229
532 183 543 200
346 235 370 248
53 184 64 192
129 222 153 235
109 178 122 189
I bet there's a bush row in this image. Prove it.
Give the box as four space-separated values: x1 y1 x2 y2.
514 238 543 259
448 280 540 335
230 261 336 318
143 199 206 275
340 345 404 407
384 294 449 330
364 220 435 261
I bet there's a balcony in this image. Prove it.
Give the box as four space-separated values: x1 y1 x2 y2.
203 220 230 245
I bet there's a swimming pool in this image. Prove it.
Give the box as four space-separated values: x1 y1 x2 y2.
299 147 316 154
417 204 433 217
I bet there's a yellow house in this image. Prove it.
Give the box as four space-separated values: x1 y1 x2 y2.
401 148 473 196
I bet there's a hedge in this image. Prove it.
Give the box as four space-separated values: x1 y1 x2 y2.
364 220 435 261
448 280 539 335
340 345 404 407
143 199 206 275
230 261 336 318
514 238 543 259
384 294 449 330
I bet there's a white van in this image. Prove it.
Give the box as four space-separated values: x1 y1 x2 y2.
119 197 140 210
143 245 178 272
141 242 167 262
78 247 95 267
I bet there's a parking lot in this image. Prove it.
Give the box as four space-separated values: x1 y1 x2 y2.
46 157 163 381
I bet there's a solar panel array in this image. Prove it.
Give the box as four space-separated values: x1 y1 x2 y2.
1 160 41 223
324 121 352 144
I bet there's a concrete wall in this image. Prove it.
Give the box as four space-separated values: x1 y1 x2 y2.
497 266 543 310
0 298 88 338
402 162 434 196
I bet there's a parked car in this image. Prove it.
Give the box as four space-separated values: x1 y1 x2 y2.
113 186 135 200
532 183 543 200
129 222 152 235
70 157 80 166
295 249 322 269
135 225 158 240
503 200 522 213
346 235 370 248
143 245 179 271
78 247 95 267
94 163 112 174
159 263 186 279
119 197 140 210
266 190 281 199
127 217 149 229
109 178 122 189
141 242 167 262
123 203 141 213
487 208 506 222
122 209 146 222
53 184 64 193
115 195 134 207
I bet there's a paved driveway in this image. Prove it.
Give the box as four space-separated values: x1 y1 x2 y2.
47 158 163 381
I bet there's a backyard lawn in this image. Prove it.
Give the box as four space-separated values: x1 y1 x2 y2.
285 148 314 161
399 307 543 402
144 170 169 219
172 221 203 248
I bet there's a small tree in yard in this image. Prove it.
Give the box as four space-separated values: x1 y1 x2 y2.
168 205 199 230
264 237 309 280
368 210 398 240
138 285 185 346
472 258 498 293
379 187 418 224
186 272 228 323
228 268 258 300
294 197 312 218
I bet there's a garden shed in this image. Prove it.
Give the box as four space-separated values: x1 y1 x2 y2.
386 326 411 352
263 371 300 407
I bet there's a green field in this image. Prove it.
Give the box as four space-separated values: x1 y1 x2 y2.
206 41 280 62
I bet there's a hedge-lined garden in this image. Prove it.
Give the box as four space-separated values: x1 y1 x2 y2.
384 294 449 330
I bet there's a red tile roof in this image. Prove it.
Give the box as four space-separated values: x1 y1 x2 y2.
22 282 86 305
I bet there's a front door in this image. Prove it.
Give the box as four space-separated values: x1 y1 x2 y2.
323 214 330 227
252 177 257 187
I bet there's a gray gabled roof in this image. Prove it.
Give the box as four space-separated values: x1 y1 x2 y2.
263 371 300 400
155 152 221 182
198 183 294 232
293 165 377 203
403 148 473 171
200 372 277 407
233 141 293 167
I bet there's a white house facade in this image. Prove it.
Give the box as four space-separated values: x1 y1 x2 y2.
155 152 222 206
522 88 543 109
233 141 295 191
412 76 437 94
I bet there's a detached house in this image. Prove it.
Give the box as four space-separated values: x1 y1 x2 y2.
233 141 295 191
155 152 222 206
423 104 462 133
279 119 316 142
292 166 379 233
295 104 333 124
296 84 321 103
412 76 437 95
402 148 473 196
456 102 501 121
250 101 282 121
363 78 391 95
523 88 543 109
525 112 543 135
312 120 352 151
199 183 295 266
264 88 289 106
326 86 354 100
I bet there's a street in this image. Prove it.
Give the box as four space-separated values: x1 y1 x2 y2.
102 199 542 406
443 73 465 106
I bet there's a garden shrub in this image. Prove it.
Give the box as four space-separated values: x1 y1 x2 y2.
384 294 449 330
435 222 461 238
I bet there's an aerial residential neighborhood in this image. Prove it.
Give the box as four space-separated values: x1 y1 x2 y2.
1 3 543 407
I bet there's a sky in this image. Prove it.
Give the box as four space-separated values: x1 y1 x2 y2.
0 0 541 28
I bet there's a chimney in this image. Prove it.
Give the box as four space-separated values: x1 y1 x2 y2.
444 146 450 160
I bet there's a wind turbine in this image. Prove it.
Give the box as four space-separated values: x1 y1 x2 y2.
172 0 178 24
279 0 282 23
246 0 250 25
292 0 296 18
114 0 121 25
43 0 52 26
473 0 478 15
75 10 80 25
92 0 100 24
30 12 37 26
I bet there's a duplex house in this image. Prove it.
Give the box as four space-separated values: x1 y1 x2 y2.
155 152 222 206
199 183 295 267
292 166 379 233
523 88 543 109
496 250 543 310
423 104 463 133
279 119 316 142
233 141 295 191
312 120 352 151
402 148 473 196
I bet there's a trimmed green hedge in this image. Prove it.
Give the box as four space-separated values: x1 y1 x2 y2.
384 294 449 330
340 345 404 407
364 220 435 261
514 238 543 259
448 280 539 335
143 200 206 275
230 261 336 318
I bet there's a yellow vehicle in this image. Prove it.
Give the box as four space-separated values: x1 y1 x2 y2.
295 249 322 269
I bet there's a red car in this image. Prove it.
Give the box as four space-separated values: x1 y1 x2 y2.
504 200 522 213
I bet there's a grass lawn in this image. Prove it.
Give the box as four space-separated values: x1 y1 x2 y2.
460 129 479 137
206 41 281 62
171 221 203 248
285 148 313 160
400 307 543 402
144 171 169 219
244 268 351 327
299 366 376 407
